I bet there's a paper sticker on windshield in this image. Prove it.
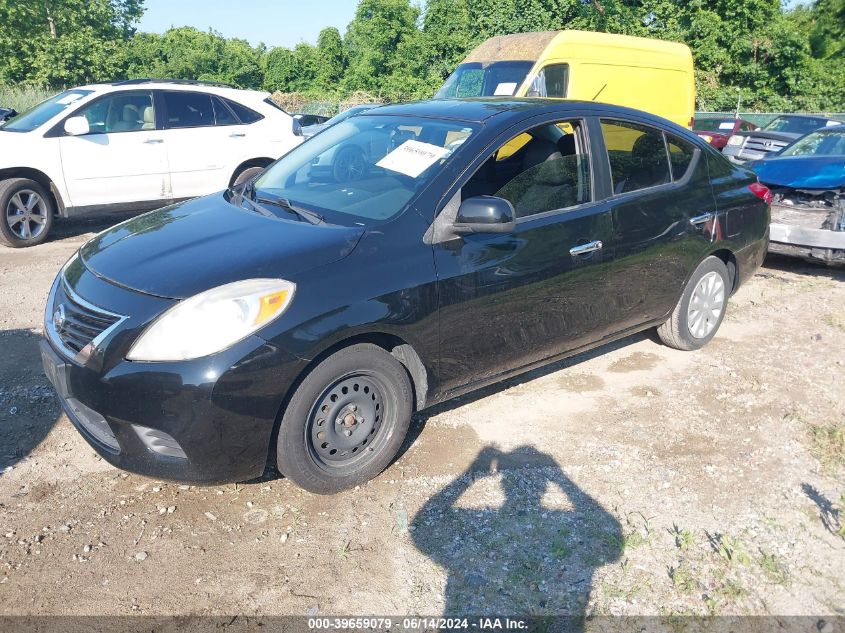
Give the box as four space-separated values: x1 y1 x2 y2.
494 82 517 96
376 140 450 178
826 120 840 127
718 122 735 130
57 93 84 105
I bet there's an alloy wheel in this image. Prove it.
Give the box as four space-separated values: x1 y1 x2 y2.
5 189 49 240
687 271 725 339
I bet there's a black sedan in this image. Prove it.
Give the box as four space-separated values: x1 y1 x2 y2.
41 99 770 493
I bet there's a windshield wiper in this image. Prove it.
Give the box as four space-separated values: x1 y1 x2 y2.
254 195 325 225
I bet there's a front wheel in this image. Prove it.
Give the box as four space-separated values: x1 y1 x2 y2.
0 178 55 248
276 344 413 494
657 256 730 351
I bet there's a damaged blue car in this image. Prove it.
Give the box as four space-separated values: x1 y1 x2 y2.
750 124 845 265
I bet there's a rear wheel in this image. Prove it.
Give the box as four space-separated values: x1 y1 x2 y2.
276 344 413 494
657 256 730 351
0 178 55 248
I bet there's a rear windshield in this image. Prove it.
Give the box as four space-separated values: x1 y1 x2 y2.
435 61 534 99
761 116 832 135
2 89 92 133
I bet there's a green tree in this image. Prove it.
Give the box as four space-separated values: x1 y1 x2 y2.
315 27 346 90
0 0 143 84
343 0 420 94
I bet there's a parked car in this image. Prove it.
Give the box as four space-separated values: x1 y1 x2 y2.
722 114 843 164
435 30 696 128
0 107 17 122
749 125 845 265
0 79 303 248
693 116 756 150
293 113 329 128
301 104 382 139
41 99 769 493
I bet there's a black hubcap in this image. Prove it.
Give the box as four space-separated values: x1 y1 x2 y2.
308 374 384 467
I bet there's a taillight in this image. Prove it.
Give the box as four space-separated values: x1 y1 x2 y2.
748 182 772 205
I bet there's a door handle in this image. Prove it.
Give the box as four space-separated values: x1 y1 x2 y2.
229 133 246 138
690 212 714 226
144 139 164 144
569 240 603 256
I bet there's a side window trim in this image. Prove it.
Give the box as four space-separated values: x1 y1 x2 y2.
598 116 701 200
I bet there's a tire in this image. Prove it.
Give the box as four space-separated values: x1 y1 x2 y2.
0 178 55 248
332 146 366 183
657 256 730 351
276 343 413 494
232 165 266 188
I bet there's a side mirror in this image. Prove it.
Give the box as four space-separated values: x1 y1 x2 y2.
453 195 515 234
64 116 90 136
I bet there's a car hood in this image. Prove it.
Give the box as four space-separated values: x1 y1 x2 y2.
749 155 845 190
79 193 365 299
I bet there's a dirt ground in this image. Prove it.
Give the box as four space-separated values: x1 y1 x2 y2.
0 217 844 619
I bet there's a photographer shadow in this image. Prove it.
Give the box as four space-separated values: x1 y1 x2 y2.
411 446 622 624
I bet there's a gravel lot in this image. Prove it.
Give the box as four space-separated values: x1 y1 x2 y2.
1 217 844 618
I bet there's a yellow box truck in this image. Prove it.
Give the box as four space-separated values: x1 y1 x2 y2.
434 30 696 129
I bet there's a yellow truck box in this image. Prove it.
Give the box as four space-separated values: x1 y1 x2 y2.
435 30 696 129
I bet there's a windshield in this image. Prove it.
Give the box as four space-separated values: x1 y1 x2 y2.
327 105 377 125
761 116 832 135
781 129 845 157
251 115 477 225
2 89 92 133
694 118 734 132
435 61 534 99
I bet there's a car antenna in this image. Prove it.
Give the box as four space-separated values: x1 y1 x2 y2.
592 84 608 101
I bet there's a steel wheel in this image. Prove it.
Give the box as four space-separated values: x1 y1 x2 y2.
6 189 49 240
306 373 386 470
687 270 725 339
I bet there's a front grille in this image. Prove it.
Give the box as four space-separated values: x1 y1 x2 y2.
54 283 121 354
741 137 788 158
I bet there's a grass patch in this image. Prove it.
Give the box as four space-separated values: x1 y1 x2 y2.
709 533 751 566
669 523 696 550
823 313 845 332
0 84 56 113
808 423 845 472
759 551 790 586
668 563 698 594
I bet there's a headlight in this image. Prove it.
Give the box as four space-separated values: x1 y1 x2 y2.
727 135 743 146
127 279 295 362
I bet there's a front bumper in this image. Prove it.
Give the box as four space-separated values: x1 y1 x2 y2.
768 200 845 264
41 261 307 484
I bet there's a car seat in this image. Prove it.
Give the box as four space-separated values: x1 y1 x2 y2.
110 104 142 133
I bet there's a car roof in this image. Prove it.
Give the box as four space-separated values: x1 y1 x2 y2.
74 80 269 101
366 97 679 127
772 113 843 122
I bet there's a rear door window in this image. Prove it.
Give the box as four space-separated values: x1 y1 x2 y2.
212 96 239 126
666 135 696 181
600 120 671 195
162 91 215 128
224 98 263 124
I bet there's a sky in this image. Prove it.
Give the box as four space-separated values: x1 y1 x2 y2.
138 0 811 50
137 0 360 49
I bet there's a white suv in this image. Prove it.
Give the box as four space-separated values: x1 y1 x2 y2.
0 79 303 247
